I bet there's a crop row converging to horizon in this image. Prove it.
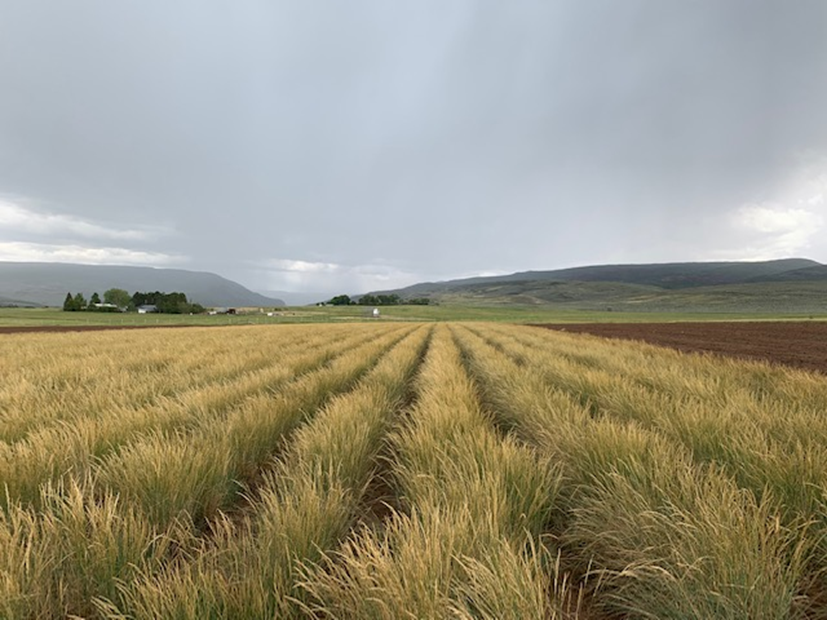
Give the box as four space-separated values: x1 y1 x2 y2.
2 321 827 618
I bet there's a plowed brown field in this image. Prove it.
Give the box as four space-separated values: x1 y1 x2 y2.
534 321 827 374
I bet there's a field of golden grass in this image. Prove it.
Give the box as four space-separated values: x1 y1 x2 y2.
2 322 827 618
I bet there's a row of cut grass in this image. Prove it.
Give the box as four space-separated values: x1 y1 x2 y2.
473 324 827 554
487 321 827 414
453 324 810 618
0 324 416 618
95 324 415 528
100 325 432 618
0 325 400 511
4 321 826 618
0 324 378 442
301 326 567 619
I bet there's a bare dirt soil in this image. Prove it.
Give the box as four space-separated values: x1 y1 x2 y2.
534 322 827 374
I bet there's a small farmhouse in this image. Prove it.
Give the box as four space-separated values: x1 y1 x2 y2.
136 304 158 314
92 303 122 311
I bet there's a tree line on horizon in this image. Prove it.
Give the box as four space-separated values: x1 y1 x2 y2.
62 288 206 314
326 293 431 306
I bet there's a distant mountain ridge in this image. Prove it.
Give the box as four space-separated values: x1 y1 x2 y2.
502 258 821 288
375 258 822 296
0 262 285 307
366 258 827 313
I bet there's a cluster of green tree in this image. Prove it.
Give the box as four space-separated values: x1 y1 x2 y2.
326 294 430 306
62 288 129 312
327 295 354 306
358 294 401 306
63 292 90 311
62 288 205 314
131 291 206 314
105 288 132 308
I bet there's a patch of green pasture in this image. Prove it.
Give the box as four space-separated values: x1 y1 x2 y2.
2 305 825 328
285 304 827 323
0 308 289 327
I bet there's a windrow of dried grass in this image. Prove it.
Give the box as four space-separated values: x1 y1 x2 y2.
3 321 827 618
101 325 431 619
300 326 572 619
476 323 827 564
0 323 411 618
454 323 818 618
0 324 396 509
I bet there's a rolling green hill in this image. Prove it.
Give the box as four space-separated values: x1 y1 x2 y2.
0 262 285 308
0 295 42 308
369 259 827 314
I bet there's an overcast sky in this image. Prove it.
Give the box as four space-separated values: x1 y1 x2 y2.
1 1 826 295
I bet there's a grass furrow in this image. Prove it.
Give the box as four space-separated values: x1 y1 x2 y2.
0 324 414 619
94 325 415 528
453 324 809 618
3 320 826 619
102 326 431 619
0 326 395 510
0 327 283 440
0 324 372 443
301 325 565 619
472 325 827 530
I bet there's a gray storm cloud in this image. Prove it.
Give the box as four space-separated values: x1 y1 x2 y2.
1 1 825 293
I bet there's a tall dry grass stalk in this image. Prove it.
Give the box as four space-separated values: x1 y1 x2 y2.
469 324 827 538
454 323 812 618
0 324 408 617
95 324 414 527
101 325 430 618
301 326 570 619
0 477 181 619
0 324 396 510
4 321 827 618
